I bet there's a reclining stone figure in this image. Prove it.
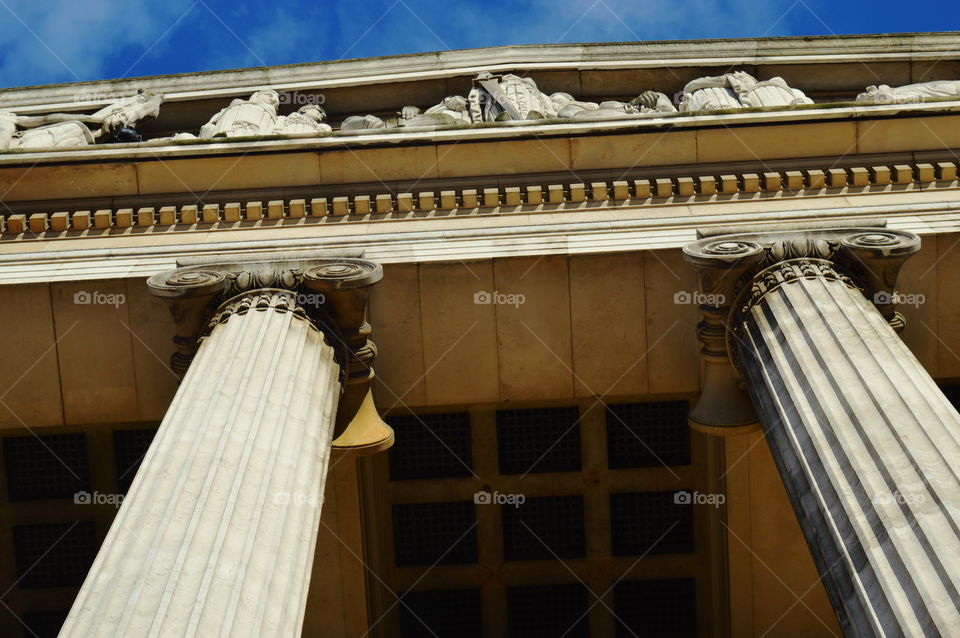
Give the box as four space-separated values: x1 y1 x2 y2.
856 80 960 104
0 91 163 150
679 71 812 111
341 72 676 133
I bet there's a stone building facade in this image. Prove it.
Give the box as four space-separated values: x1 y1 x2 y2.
1 31 960 637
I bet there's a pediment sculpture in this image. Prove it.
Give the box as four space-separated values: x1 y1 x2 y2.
342 71 677 133
0 90 163 151
679 71 813 112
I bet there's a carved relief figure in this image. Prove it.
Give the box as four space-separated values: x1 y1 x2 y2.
550 90 677 119
856 80 960 104
467 72 558 121
90 91 164 136
340 114 386 131
17 122 96 150
198 89 280 138
275 105 333 135
400 95 472 127
0 111 15 149
679 71 812 111
0 90 163 151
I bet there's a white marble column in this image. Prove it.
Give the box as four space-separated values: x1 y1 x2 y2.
60 259 388 637
736 259 960 637
686 230 960 637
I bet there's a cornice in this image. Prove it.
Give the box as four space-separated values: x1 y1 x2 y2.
1 32 958 113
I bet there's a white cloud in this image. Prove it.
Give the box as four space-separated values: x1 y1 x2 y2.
0 0 195 87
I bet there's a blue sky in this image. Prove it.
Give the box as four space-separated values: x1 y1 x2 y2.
0 0 958 89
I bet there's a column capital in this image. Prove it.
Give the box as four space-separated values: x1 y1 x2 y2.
147 256 391 455
682 226 919 434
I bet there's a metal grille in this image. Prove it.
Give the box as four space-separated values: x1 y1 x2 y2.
610 491 693 556
113 428 158 494
113 428 157 494
393 501 478 566
940 384 960 412
399 588 482 638
3 434 89 501
497 407 581 475
23 610 69 638
506 584 589 638
388 412 472 480
13 521 98 588
613 579 696 638
502 495 585 561
606 400 690 469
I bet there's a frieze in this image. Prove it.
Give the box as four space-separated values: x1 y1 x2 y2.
5 71 960 152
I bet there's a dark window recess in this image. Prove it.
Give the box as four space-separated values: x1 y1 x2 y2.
13 521 98 589
606 400 690 469
940 384 960 412
3 434 90 501
507 583 589 638
388 412 472 480
393 501 477 566
497 407 581 475
113 428 159 494
502 495 585 561
399 588 483 638
23 610 70 638
610 491 693 556
614 579 696 638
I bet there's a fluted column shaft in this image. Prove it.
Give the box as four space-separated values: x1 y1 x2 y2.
61 291 341 637
737 261 960 637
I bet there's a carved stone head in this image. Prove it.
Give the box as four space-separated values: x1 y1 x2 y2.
297 104 327 122
250 89 281 111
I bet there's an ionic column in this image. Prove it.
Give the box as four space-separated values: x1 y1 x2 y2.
686 229 960 637
60 259 393 638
